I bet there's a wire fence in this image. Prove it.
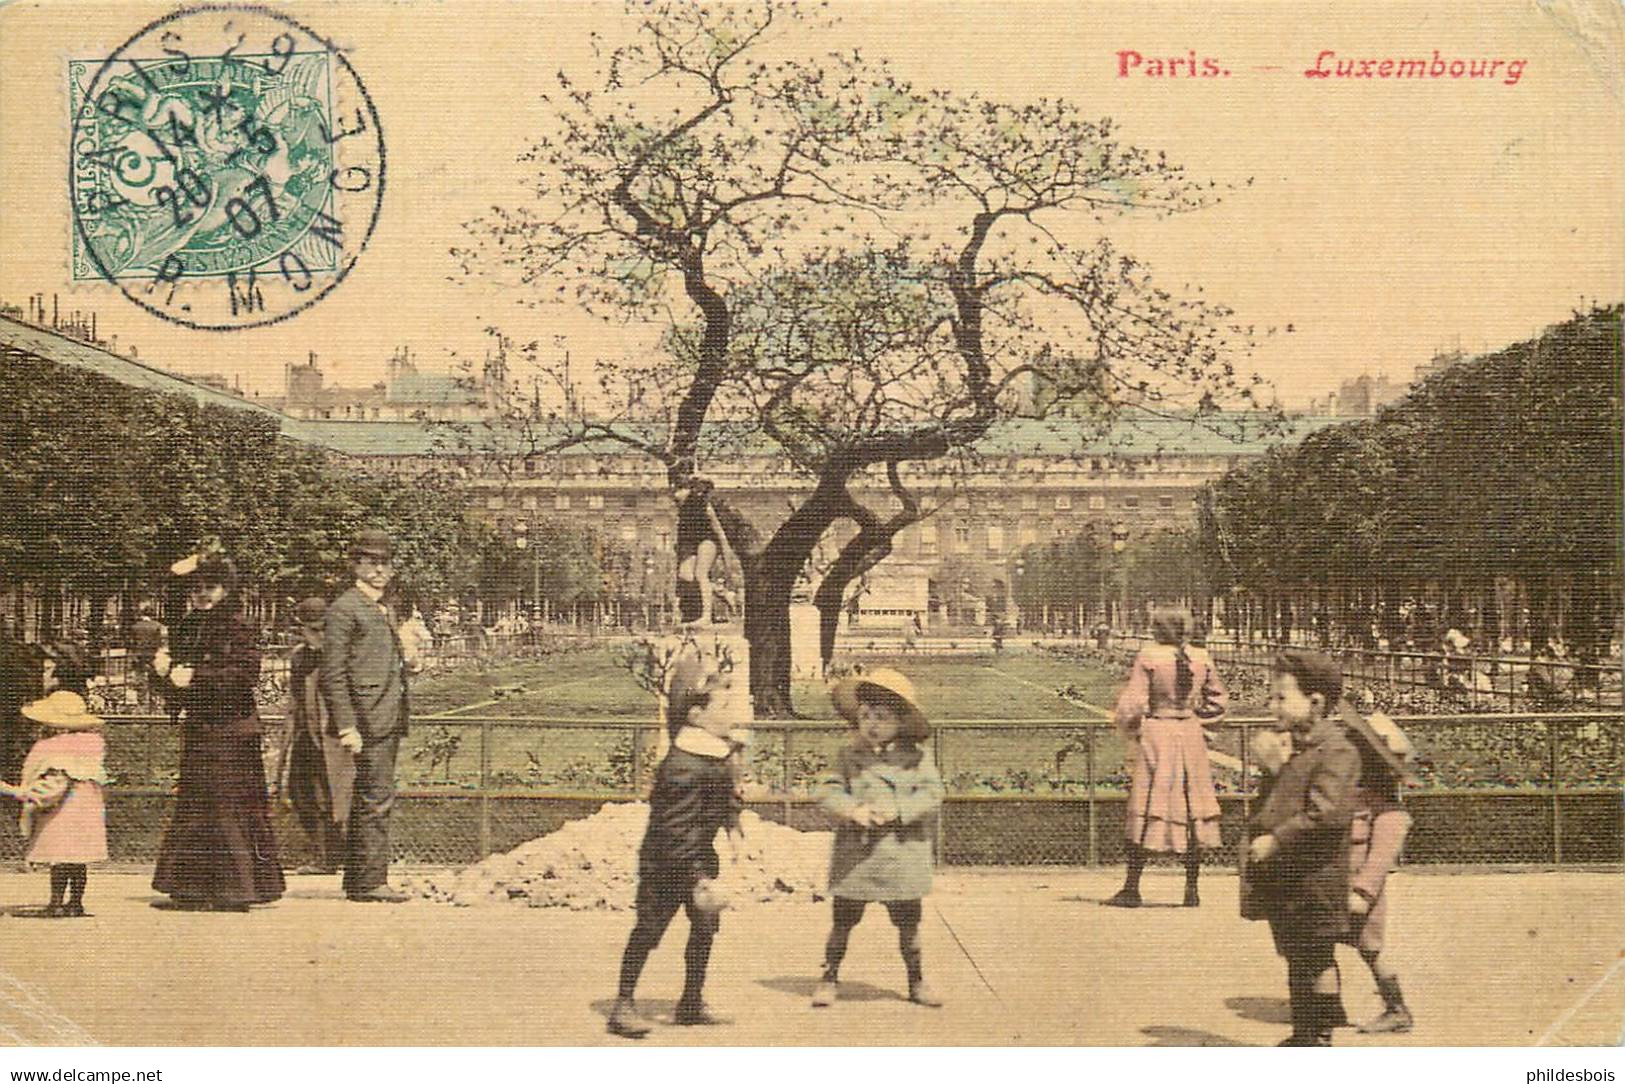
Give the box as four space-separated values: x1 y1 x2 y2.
1090 633 1622 712
10 710 1618 869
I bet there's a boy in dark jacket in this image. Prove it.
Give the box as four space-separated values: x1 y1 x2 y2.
608 654 750 1038
1246 650 1361 1046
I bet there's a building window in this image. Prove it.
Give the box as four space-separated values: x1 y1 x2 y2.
1018 524 1037 547
587 494 604 510
1020 493 1038 511
553 493 571 511
485 495 505 511
521 495 537 511
1158 495 1174 509
620 525 637 542
1054 494 1072 511
953 495 969 510
524 458 537 474
987 525 1004 553
920 524 938 553
1123 496 1140 509
1090 458 1103 472
954 524 971 554
1088 495 1106 510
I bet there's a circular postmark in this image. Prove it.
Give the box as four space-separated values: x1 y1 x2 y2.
68 4 385 331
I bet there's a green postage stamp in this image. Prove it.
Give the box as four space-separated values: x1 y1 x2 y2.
67 5 384 330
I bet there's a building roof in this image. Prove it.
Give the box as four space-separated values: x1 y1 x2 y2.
0 314 288 423
3 313 1354 462
384 371 480 405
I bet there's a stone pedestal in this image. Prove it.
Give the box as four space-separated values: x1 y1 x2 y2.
790 603 823 682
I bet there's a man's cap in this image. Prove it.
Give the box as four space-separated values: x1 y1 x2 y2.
1273 649 1343 704
349 529 394 561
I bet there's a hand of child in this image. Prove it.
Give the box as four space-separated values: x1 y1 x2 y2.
169 665 194 689
1348 891 1371 916
851 805 879 827
1247 834 1279 864
338 729 364 754
152 648 172 677
866 805 897 826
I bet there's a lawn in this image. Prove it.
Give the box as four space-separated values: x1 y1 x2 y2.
396 646 1132 795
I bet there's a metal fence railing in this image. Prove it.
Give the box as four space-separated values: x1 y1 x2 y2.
13 710 1618 869
1081 633 1623 712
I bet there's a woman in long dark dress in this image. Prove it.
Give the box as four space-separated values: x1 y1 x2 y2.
152 554 284 911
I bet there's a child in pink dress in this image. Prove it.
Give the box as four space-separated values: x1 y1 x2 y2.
0 643 108 918
1108 607 1228 907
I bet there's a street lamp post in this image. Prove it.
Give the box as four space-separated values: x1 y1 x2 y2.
642 553 654 630
1011 557 1025 634
1111 523 1130 630
514 520 540 631
959 577 972 626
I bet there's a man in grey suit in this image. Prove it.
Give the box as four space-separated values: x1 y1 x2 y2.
320 530 411 902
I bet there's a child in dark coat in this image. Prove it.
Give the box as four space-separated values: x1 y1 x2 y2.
607 654 750 1038
1245 650 1361 1046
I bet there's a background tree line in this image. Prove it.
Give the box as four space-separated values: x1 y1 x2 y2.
0 352 608 644
1194 304 1621 657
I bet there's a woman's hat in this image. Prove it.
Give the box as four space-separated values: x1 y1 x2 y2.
21 690 102 731
829 667 929 741
1339 702 1419 785
171 550 237 589
294 596 328 628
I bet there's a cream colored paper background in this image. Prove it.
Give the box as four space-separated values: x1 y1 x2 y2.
0 0 1620 1061
1 0 1620 403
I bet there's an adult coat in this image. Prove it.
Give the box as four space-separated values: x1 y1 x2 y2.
319 588 410 741
152 604 284 905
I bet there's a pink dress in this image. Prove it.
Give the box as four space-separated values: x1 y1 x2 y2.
18 730 109 864
1113 643 1228 852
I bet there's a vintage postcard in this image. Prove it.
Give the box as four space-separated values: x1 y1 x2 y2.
0 0 1619 1073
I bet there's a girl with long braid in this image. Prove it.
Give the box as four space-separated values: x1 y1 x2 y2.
1106 606 1229 907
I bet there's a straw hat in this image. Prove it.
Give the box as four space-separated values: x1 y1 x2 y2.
1339 702 1419 785
829 667 929 741
21 691 102 731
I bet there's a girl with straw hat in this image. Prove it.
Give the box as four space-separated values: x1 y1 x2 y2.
0 643 108 917
812 666 945 1009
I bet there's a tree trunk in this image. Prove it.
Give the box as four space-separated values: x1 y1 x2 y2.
744 561 798 717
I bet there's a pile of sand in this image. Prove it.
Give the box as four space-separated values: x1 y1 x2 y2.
401 803 832 910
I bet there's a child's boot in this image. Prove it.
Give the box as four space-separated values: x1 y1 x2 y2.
901 942 943 1007
1105 845 1144 907
1358 977 1414 1034
64 865 88 918
1300 993 1346 1045
908 977 944 1007
811 964 839 1008
43 866 69 918
606 997 651 1039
